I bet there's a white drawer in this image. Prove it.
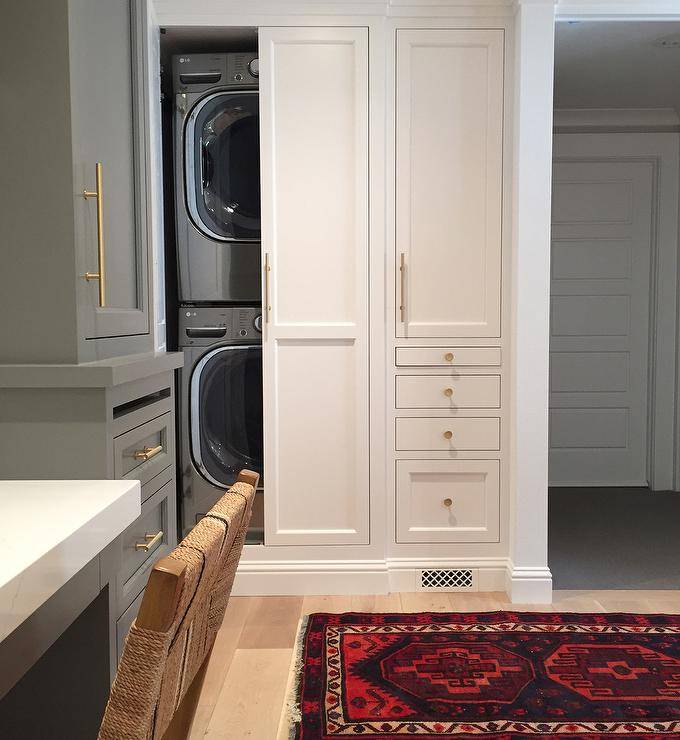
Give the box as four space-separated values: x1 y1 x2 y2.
396 375 500 409
396 459 500 543
396 347 501 367
395 417 500 451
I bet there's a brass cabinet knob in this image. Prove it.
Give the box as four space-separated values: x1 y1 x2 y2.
443 387 454 397
443 498 453 507
443 430 453 440
444 352 454 362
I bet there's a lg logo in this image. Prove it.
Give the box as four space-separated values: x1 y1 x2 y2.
179 57 191 63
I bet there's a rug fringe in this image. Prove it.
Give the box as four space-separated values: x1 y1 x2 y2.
277 614 309 740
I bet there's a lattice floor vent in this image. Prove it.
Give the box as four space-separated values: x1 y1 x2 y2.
419 568 475 591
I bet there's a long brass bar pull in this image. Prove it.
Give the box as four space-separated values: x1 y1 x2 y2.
83 162 106 307
399 252 406 323
264 253 271 322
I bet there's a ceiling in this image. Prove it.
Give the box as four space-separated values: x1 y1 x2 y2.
554 21 680 111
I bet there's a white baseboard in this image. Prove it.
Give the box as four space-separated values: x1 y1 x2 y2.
506 564 553 604
233 557 512 598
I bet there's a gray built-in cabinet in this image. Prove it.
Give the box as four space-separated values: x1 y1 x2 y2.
0 0 152 363
0 0 185 687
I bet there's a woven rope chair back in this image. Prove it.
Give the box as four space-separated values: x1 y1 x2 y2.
98 469 259 740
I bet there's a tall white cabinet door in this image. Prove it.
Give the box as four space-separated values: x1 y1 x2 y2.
395 30 504 338
259 27 369 546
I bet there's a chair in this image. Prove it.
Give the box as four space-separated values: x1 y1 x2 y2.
98 469 259 740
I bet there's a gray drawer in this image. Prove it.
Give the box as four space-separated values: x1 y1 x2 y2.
140 465 173 505
114 411 174 487
116 589 144 663
116 478 176 616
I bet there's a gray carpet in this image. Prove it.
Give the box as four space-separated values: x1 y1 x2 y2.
548 487 680 590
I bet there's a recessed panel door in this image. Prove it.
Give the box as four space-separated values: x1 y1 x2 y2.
70 0 150 340
395 29 504 338
259 26 369 545
550 156 653 485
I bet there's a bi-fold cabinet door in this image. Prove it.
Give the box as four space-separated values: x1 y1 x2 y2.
395 29 504 338
259 27 369 545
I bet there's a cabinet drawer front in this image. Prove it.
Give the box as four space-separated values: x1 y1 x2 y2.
396 417 500 451
114 411 174 486
396 375 500 409
396 347 501 367
116 589 144 662
396 459 500 543
119 481 171 587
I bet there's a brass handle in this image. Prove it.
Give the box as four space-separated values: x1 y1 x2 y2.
444 352 454 362
135 530 163 552
399 252 406 323
264 253 271 322
443 498 453 508
83 162 106 307
443 430 453 440
444 387 454 397
133 444 163 461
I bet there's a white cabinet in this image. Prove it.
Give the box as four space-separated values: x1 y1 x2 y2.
396 460 500 543
395 29 504 338
259 27 369 545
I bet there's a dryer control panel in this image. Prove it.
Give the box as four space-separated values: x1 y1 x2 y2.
173 53 258 93
179 306 262 347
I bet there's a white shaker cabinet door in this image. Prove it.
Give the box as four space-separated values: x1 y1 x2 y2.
259 27 369 545
395 29 504 338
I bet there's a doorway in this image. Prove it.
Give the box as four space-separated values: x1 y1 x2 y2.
548 20 680 589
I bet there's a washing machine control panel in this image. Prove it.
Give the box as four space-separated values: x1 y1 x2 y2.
179 306 263 347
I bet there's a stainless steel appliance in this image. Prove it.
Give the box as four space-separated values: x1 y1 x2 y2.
173 53 261 302
178 305 263 539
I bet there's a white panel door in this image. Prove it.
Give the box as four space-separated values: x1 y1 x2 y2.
259 27 369 545
550 157 653 486
395 29 504 338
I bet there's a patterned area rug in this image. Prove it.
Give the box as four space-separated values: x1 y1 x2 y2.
279 611 680 738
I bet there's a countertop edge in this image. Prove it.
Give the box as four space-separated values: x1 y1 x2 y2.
0 352 184 388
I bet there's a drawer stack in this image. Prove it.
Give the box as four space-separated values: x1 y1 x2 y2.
109 376 177 660
394 347 502 546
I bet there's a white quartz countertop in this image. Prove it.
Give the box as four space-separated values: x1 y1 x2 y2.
0 480 140 643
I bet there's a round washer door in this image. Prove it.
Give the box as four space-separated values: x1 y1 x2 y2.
190 345 263 487
185 90 260 242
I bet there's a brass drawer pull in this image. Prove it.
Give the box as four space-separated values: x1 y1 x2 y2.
443 387 454 397
444 352 454 362
133 444 163 461
135 530 163 552
82 162 106 307
443 430 453 440
443 498 453 508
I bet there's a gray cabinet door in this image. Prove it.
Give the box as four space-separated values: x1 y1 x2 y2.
70 0 150 342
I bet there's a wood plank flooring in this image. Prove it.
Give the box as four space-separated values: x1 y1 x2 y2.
189 590 680 738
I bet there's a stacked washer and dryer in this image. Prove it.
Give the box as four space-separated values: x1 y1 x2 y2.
172 52 264 539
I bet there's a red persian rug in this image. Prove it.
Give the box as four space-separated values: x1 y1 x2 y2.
279 611 680 738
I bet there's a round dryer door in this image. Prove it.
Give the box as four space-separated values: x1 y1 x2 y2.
191 345 263 487
185 90 260 242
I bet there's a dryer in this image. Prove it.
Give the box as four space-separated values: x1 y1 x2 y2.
173 53 261 302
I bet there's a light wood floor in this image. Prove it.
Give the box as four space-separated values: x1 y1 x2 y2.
188 590 680 738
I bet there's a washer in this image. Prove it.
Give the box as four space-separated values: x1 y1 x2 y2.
178 305 263 538
173 53 261 303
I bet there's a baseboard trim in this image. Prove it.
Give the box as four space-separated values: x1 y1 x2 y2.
232 557 512 597
506 564 553 604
